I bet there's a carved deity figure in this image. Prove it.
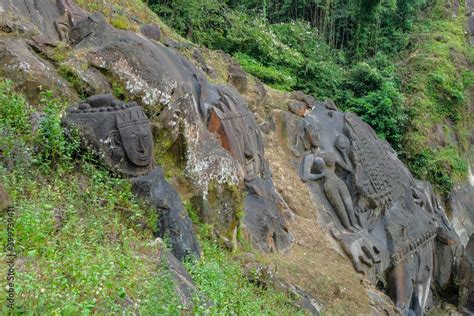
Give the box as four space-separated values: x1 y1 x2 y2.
54 0 86 42
63 94 154 177
303 155 360 232
335 134 352 172
291 121 320 157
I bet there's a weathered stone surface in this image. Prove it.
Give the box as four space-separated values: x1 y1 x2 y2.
64 94 155 177
0 0 86 42
288 100 306 117
227 62 247 94
292 90 316 108
60 55 113 96
271 98 461 314
0 37 77 103
140 24 161 42
459 236 474 314
204 84 293 252
133 168 201 261
450 167 474 248
244 178 293 253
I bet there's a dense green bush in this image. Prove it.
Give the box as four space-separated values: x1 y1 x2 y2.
336 55 407 150
34 91 80 170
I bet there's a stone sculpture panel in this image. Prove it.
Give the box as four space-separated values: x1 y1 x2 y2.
63 94 155 177
272 98 461 315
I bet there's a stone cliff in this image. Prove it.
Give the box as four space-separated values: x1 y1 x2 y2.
0 0 472 314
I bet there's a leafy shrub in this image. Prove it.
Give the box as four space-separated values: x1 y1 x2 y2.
406 147 468 194
235 53 296 91
337 55 407 150
0 80 34 167
0 80 32 135
34 91 80 170
149 0 227 45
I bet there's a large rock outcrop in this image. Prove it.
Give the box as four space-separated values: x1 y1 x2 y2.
1 1 470 314
271 99 462 314
61 9 293 253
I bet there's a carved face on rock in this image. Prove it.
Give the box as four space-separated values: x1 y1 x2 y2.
304 124 320 150
118 120 153 166
63 95 154 177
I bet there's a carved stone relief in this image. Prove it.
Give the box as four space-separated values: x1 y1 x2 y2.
271 97 461 314
63 94 155 177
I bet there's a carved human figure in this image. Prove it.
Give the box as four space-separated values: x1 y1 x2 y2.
207 88 265 182
335 134 352 172
303 155 360 232
291 121 320 157
54 0 86 42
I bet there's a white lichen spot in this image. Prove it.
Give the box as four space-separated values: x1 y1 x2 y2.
18 61 30 71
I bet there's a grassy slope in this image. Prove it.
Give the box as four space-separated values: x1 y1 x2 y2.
0 81 181 314
399 0 473 194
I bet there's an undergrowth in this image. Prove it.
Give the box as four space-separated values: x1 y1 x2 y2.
399 0 472 194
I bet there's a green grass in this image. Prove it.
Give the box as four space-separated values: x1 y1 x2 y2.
0 79 180 314
186 240 301 315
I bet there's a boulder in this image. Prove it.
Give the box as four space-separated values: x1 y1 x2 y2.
459 237 474 313
227 63 247 94
133 167 201 261
288 101 306 117
140 24 161 42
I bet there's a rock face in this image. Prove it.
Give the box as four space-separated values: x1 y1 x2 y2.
0 37 77 103
2 0 469 314
61 8 292 252
133 168 201 261
227 62 247 94
449 167 474 248
272 100 461 314
459 237 474 313
63 95 155 177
